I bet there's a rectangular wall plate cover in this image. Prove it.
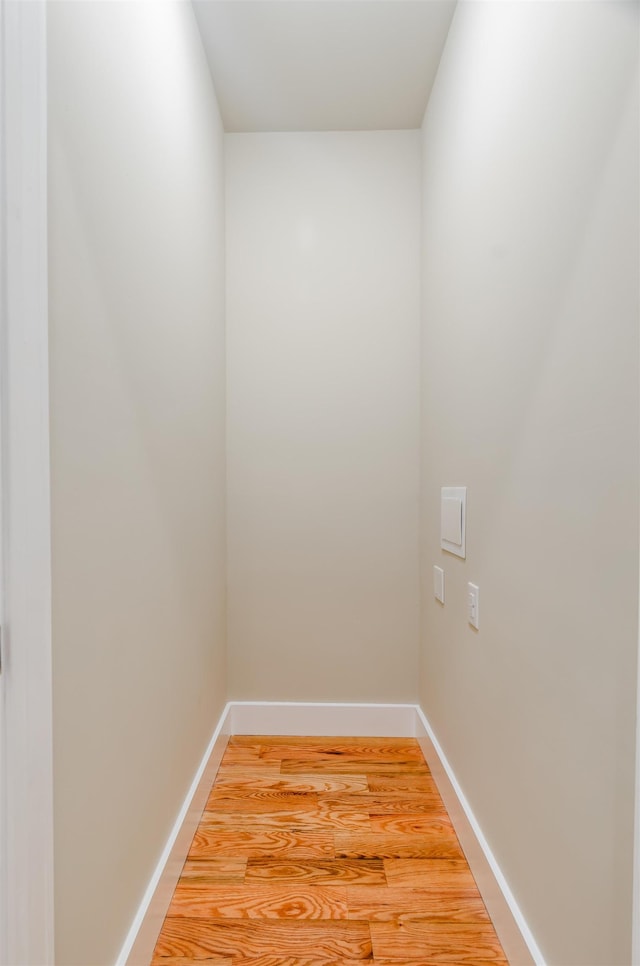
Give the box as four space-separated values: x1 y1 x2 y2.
441 486 466 558
433 565 445 603
468 582 479 629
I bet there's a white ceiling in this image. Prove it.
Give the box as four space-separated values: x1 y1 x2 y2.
192 1 457 132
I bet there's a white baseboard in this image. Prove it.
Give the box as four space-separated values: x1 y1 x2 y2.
415 706 545 966
116 700 543 966
226 700 418 737
117 703 233 966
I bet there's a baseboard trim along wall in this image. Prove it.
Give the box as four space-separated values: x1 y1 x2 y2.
414 707 545 966
226 700 419 737
116 700 544 966
118 704 233 966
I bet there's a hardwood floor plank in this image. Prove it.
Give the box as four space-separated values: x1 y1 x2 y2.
154 918 373 960
367 775 442 793
280 760 431 776
316 793 447 815
216 762 281 775
205 792 319 813
383 859 478 889
259 743 424 762
345 886 490 923
336 830 464 860
245 859 387 886
213 772 369 793
373 961 506 966
199 808 371 831
230 735 415 747
151 957 232 965
228 735 334 746
167 884 348 920
218 744 264 764
223 959 370 966
178 859 248 882
188 827 335 859
370 920 507 963
368 813 453 833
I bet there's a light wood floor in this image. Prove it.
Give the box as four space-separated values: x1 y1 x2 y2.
152 736 508 964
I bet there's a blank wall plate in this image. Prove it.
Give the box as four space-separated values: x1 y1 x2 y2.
441 486 466 558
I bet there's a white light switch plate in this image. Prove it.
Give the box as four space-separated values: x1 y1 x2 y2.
441 486 466 558
468 582 479 629
433 566 444 603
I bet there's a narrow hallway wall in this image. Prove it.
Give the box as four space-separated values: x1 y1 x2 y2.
47 3 227 963
419 3 639 963
226 131 421 702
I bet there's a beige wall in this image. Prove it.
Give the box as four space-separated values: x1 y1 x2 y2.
226 132 421 702
47 3 227 963
419 3 639 964
46 3 640 961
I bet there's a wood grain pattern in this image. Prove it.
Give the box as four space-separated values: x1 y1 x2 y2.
316 792 448 815
345 886 490 923
245 859 387 886
335 828 464 860
178 860 248 883
200 808 370 831
217 960 371 966
372 961 506 966
205 792 320 813
188 828 334 859
259 743 424 762
383 858 478 888
221 960 370 966
215 762 282 776
367 775 442 793
154 919 372 960
280 759 431 776
152 737 508 964
228 735 414 746
151 959 232 966
370 921 508 962
168 884 348 920
368 813 453 834
212 772 369 793
218 745 264 763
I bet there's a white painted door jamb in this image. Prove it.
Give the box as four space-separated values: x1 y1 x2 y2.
633 356 640 964
0 2 54 963
634 600 640 964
